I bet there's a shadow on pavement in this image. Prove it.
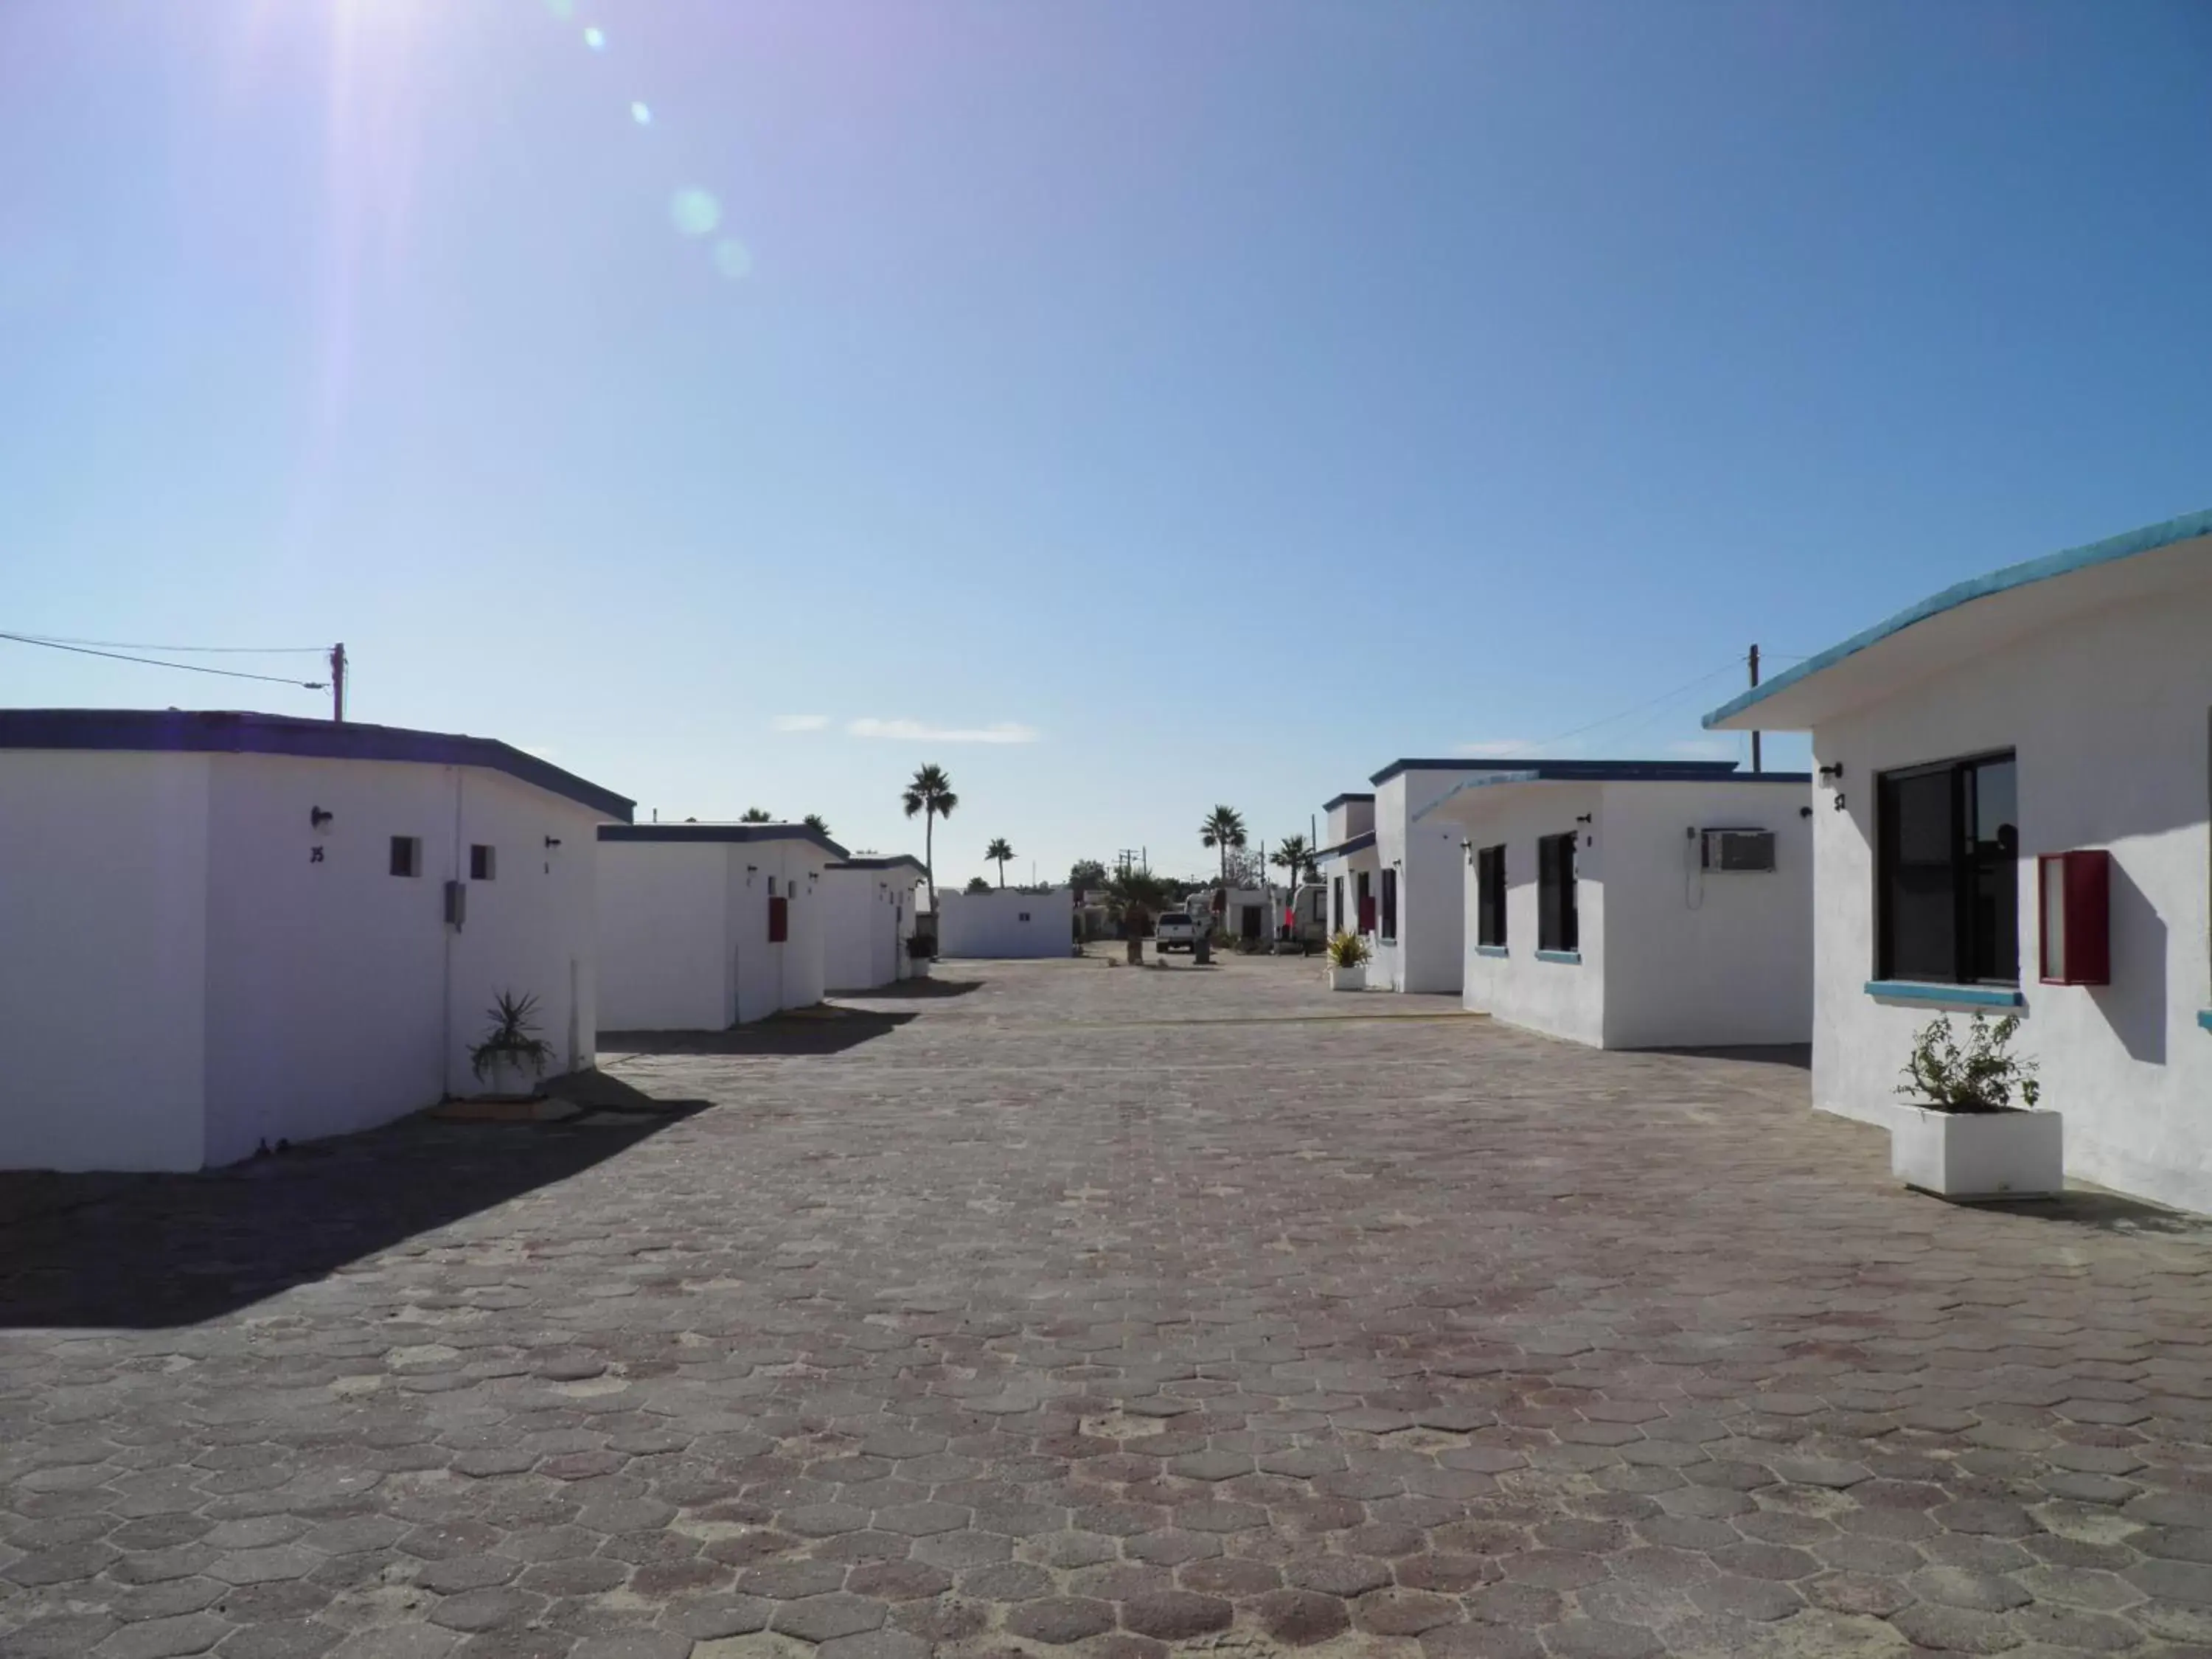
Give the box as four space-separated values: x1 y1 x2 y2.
834 977 983 1001
1975 1188 2212 1239
0 1102 704 1330
602 1006 918 1058
1644 1043 1814 1070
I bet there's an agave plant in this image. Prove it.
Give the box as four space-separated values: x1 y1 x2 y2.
470 991 555 1083
1327 931 1371 969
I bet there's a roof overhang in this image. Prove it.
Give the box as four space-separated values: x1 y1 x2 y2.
1315 830 1377 861
1321 790 1374 812
600 822 848 858
827 855 926 877
0 708 634 821
1416 765 1807 826
1706 509 2212 732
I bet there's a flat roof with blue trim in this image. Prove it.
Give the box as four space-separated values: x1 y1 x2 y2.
1705 507 2212 731
1322 790 1374 811
1316 830 1377 860
1369 756 1750 787
0 708 634 821
1415 762 1807 823
601 821 848 859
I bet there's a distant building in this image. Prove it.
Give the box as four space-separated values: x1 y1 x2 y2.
597 821 844 1029
1708 508 2212 1211
822 855 926 990
1420 762 1812 1048
1315 791 1380 946
0 710 630 1172
936 886 1074 958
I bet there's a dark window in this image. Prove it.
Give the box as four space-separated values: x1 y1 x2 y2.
1538 832 1578 953
1356 870 1374 933
1477 844 1507 948
470 844 495 881
1878 752 2018 984
768 894 789 943
1332 874 1344 933
1380 869 1399 942
389 836 421 877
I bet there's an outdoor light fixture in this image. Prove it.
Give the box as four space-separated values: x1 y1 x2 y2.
309 806 333 828
1575 813 1593 825
1818 762 1844 780
543 835 562 849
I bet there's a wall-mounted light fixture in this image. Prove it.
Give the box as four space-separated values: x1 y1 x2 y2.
310 806 334 829
543 835 562 849
1575 813 1593 825
1818 762 1843 781
1801 805 1814 818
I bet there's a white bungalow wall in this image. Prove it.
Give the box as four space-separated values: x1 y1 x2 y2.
0 750 213 1172
728 842 830 1021
597 844 731 1031
1374 770 1479 992
936 888 1074 958
1808 577 2212 1212
1458 783 1610 1046
822 867 921 991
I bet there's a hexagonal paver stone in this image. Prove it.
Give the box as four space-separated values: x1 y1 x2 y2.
661 1594 773 1639
1287 1555 1393 1598
1260 1447 1347 1479
959 1561 1054 1601
209 1546 323 1587
326 1629 461 1659
572 1635 695 1659
1885 1603 2024 1654
818 1632 933 1659
1125 1529 1220 1567
1711 1543 1818 1582
1540 1618 1663 1659
1770 1456 1871 1489
1930 1500 2037 1537
786 1503 872 1538
1168 1450 1253 1482
875 1502 967 1537
2128 1557 2212 1604
1250 1589 1351 1646
846 1559 954 1601
1178 1501 1269 1534
1503 1551 1607 1592
1119 1590 1233 1641
94 1614 230 1659
772 1593 888 1644
737 1558 846 1600
1688 1576 1803 1622
216 1620 347 1659
1806 1571 1913 1618
1006 1596 1117 1644
1908 1565 2031 1611
1355 1588 1461 1636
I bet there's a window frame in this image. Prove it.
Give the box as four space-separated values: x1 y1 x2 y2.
1875 749 2020 987
1476 844 1507 949
1537 832 1578 954
1380 868 1399 942
389 835 422 878
469 844 495 881
1332 874 1344 934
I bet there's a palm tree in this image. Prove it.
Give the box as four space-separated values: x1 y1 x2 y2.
740 807 773 823
1270 833 1315 889
901 764 958 908
1104 864 1171 965
1199 805 1248 889
803 813 832 838
986 838 1015 888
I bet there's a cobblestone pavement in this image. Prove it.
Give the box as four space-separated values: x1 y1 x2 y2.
7 956 2212 1659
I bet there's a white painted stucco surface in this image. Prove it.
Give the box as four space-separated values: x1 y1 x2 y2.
1796 575 2212 1212
936 888 1073 959
1373 769 1490 993
1 748 611 1172
597 832 830 1029
822 863 922 990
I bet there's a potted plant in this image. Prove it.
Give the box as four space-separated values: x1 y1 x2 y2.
1326 930 1370 991
1891 1012 2059 1200
468 991 555 1100
906 932 933 978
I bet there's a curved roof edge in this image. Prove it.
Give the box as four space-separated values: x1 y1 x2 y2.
600 821 847 858
0 708 633 821
1414 764 1805 823
1704 507 2212 730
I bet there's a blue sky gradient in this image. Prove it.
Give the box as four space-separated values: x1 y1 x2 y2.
3 1 2207 885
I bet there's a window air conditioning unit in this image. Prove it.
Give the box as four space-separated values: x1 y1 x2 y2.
1701 827 1775 872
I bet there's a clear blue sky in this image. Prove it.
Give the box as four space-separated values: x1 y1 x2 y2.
4 1 2207 888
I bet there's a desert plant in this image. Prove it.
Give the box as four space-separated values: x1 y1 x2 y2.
902 763 958 909
803 813 832 837
470 992 554 1083
1896 1013 2042 1114
740 807 773 823
1199 805 1247 888
986 837 1015 887
1105 865 1172 964
1327 931 1371 969
964 874 992 894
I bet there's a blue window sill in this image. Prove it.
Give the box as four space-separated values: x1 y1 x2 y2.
1536 949 1582 965
1865 980 2025 1010
2199 1009 2212 1033
1474 944 1509 959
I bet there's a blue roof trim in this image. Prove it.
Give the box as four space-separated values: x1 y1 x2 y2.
1322 791 1374 811
600 822 847 859
1704 507 2212 730
829 855 926 876
1316 830 1377 860
1370 756 1751 787
0 708 633 821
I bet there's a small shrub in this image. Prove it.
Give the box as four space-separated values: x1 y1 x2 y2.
470 991 554 1084
1327 931 1371 969
1896 1012 2041 1114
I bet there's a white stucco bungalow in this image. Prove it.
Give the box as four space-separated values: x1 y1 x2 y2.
1706 507 2212 1212
1316 791 1381 943
936 886 1074 958
597 821 844 1029
0 709 633 1172
1418 762 1812 1048
822 855 926 990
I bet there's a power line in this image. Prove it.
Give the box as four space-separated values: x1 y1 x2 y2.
1530 660 1746 748
2 633 328 655
0 632 328 690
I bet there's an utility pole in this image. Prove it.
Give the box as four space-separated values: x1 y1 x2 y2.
1747 643 1761 773
330 642 347 723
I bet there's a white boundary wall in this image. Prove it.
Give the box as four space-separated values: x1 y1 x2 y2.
936 887 1074 959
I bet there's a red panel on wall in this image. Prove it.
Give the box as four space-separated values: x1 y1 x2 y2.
768 894 789 944
2038 849 2110 986
1357 895 1377 934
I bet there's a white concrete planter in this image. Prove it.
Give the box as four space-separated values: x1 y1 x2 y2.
470 1054 547 1102
1328 965 1366 992
908 956 931 979
1892 1106 2063 1201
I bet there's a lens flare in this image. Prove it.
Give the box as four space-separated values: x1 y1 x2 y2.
630 101 651 125
712 238 753 280
669 188 722 238
582 26 605 50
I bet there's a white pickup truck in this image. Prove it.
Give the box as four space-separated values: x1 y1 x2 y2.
1152 910 1204 953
